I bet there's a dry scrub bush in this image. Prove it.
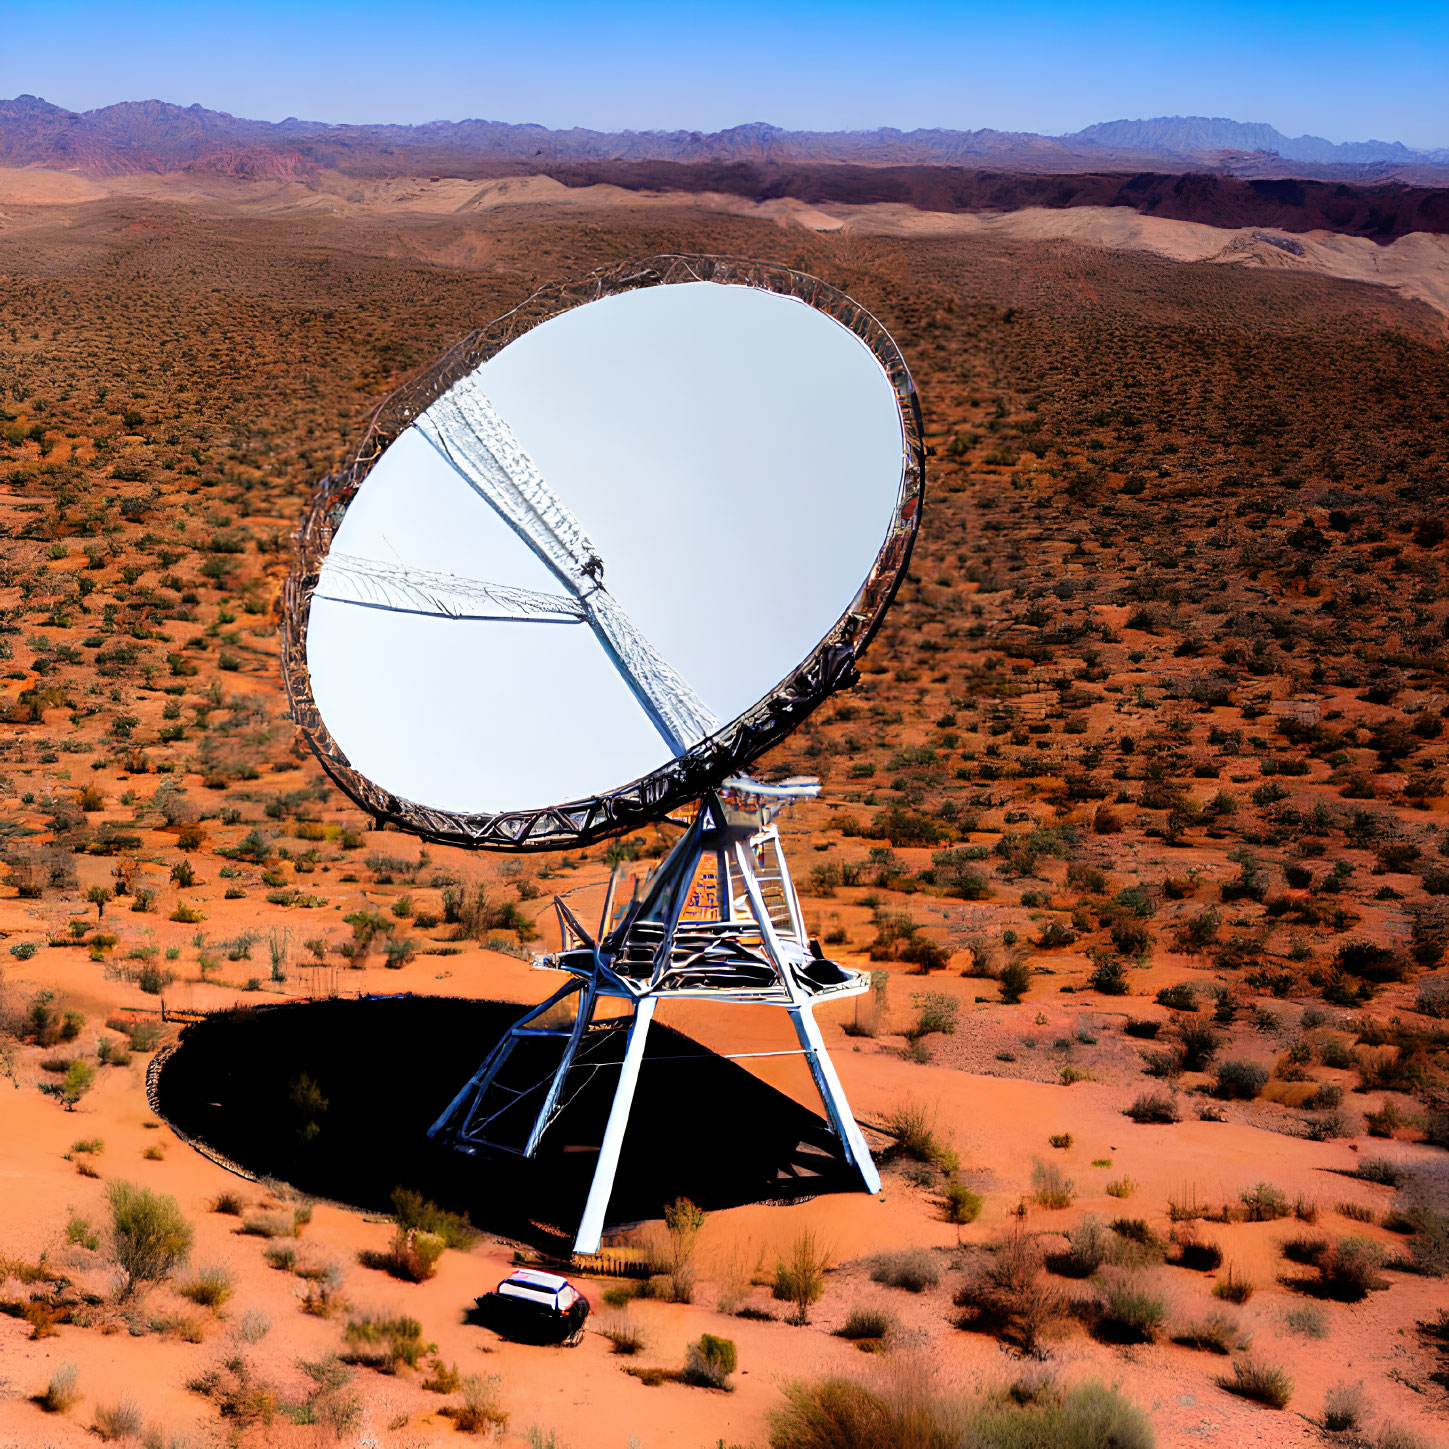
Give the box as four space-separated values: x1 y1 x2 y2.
109 1180 192 1294
1125 1092 1179 1124
343 1313 434 1372
232 1308 270 1345
365 1227 446 1282
1313 1237 1390 1301
594 1309 646 1355
773 1231 832 1325
884 1097 947 1165
836 1304 894 1341
1212 1266 1255 1304
1172 1311 1249 1354
390 1187 477 1248
941 1181 983 1240
1238 1182 1289 1222
38 1362 79 1413
1030 1159 1074 1209
1323 1379 1365 1432
652 1195 706 1303
446 1374 508 1435
180 1263 233 1310
1218 1357 1293 1409
955 1226 1062 1352
869 1248 941 1293
93 1396 144 1441
1093 1270 1166 1343
1169 1224 1223 1271
768 1374 1153 1449
1049 1215 1111 1278
682 1333 737 1389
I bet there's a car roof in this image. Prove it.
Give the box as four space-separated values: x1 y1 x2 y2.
504 1269 569 1292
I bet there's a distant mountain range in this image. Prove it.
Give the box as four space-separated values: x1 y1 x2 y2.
0 95 1444 181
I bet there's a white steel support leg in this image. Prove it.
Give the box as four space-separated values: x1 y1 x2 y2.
574 996 657 1255
789 1003 881 1194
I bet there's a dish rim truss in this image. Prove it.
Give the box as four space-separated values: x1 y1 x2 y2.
282 252 926 852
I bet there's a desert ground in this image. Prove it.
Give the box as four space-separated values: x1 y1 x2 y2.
1 170 1447 1449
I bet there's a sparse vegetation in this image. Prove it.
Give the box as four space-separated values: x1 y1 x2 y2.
1218 1357 1293 1409
108 1180 193 1294
869 1248 940 1293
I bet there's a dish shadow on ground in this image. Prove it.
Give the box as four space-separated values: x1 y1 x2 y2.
154 995 860 1247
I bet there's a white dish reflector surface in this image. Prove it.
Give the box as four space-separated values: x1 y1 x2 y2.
306 281 904 813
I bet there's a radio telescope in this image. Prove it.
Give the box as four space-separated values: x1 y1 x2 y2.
284 255 924 1252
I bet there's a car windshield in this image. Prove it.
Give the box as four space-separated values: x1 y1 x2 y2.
499 1282 556 1307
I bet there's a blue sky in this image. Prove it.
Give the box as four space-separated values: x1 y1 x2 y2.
6 1 1446 149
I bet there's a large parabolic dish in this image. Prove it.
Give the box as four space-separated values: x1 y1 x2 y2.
284 255 923 849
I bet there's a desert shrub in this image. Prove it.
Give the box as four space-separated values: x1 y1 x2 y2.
769 1375 1153 1449
884 1097 946 1165
109 1180 193 1293
682 1333 737 1389
1304 1109 1356 1141
421 1357 461 1393
1239 1182 1290 1222
1172 1311 1247 1354
941 1180 983 1237
1053 1216 1111 1278
1155 983 1197 1012
998 956 1031 1004
239 1212 294 1239
300 1261 346 1318
343 1312 435 1372
1352 1156 1411 1188
93 1397 144 1441
212 1191 245 1216
1280 1234 1330 1266
376 1228 446 1283
1031 1159 1074 1209
1215 1060 1268 1099
233 1308 271 1345
66 1214 99 1250
1124 1018 1161 1039
869 1248 940 1293
1095 1271 1166 1342
180 1263 234 1310
1212 1266 1255 1304
1106 1177 1137 1200
1218 1357 1293 1409
1373 1429 1434 1449
773 1230 832 1325
655 1195 707 1303
1109 1218 1165 1255
1126 1092 1180 1124
1322 1380 1364 1432
39 1363 80 1413
1365 1100 1404 1138
263 1244 297 1271
907 992 959 1038
595 1309 646 1355
1087 954 1130 995
1315 1237 1389 1301
955 1226 1062 1352
187 1354 277 1426
836 1305 894 1341
1396 1201 1449 1277
1177 1019 1220 1072
447 1374 508 1434
1283 1305 1329 1337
